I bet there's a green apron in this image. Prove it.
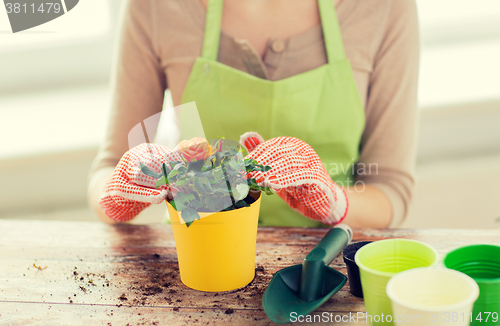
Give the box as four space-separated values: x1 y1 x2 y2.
179 0 365 227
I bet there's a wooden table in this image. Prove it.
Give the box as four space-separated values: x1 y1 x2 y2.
1 220 499 326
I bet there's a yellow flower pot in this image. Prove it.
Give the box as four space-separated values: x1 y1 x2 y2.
167 192 261 292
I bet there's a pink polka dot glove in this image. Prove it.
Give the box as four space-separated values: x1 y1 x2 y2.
99 143 183 222
240 132 348 225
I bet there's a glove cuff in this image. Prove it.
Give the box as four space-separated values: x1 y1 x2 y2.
331 185 348 224
240 131 264 153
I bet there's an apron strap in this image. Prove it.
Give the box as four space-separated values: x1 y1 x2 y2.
201 0 223 61
318 0 346 62
201 0 345 63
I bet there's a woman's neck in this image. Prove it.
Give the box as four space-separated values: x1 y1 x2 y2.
199 0 342 58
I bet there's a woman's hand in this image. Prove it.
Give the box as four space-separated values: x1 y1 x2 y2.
240 132 348 225
99 143 183 222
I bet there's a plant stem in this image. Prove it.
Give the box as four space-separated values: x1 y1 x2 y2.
221 160 236 207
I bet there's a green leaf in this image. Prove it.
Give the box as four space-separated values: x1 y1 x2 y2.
175 179 189 187
228 159 240 171
161 163 171 177
181 207 200 227
215 151 224 163
232 183 249 201
173 192 195 211
247 178 259 188
197 171 212 178
139 162 163 179
171 199 184 212
187 160 205 172
172 162 187 173
234 199 250 208
244 158 258 166
177 191 195 202
264 188 274 196
212 167 224 180
262 165 272 172
194 177 212 193
224 148 238 157
209 197 232 212
155 176 168 188
201 163 213 172
170 160 181 167
193 177 205 193
168 170 180 179
255 165 272 172
189 200 203 210
244 159 262 172
202 178 213 192
253 185 274 195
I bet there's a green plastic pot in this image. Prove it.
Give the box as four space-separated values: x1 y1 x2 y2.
444 245 500 326
355 239 439 326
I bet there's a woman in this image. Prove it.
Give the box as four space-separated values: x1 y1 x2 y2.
88 0 419 228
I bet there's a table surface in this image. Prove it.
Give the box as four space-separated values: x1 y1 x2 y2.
1 220 499 326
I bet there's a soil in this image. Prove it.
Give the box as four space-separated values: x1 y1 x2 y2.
69 251 270 325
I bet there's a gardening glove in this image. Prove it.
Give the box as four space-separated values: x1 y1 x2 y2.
99 143 183 222
240 132 348 225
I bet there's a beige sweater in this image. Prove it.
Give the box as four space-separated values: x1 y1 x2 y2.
89 0 420 227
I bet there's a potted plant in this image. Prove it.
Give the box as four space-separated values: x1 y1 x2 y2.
140 137 272 292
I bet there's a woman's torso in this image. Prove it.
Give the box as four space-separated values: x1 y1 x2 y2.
178 0 365 226
156 0 378 108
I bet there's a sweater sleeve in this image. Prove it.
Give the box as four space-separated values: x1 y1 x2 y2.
356 0 420 227
89 0 166 181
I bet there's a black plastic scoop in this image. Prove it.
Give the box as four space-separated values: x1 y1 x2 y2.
263 225 352 323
